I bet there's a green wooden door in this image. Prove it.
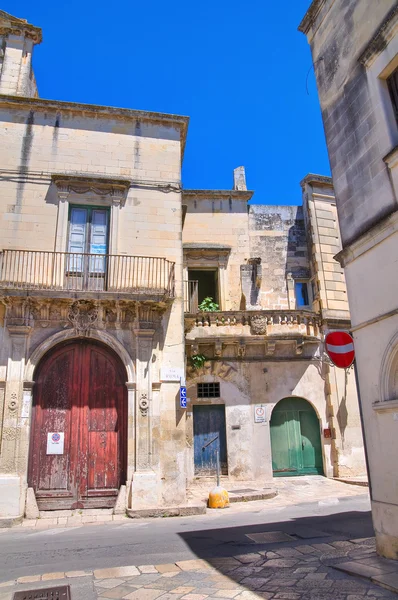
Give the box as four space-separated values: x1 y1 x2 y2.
270 398 323 477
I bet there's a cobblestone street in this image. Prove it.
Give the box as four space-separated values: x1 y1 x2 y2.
1 534 397 599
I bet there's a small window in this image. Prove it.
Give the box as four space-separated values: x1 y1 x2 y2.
387 68 398 125
197 382 220 398
295 281 310 308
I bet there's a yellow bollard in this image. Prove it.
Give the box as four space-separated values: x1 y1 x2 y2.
208 485 229 509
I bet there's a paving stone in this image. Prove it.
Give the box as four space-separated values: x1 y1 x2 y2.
231 567 264 578
207 559 241 568
262 559 298 568
0 582 14 589
98 586 138 599
239 577 270 590
171 587 196 594
245 532 295 544
176 560 212 571
162 572 180 578
138 565 158 574
295 545 318 555
235 592 273 600
180 595 210 600
17 575 41 583
360 557 397 573
295 579 334 590
94 566 140 579
41 572 66 580
334 561 388 579
123 589 165 600
372 572 398 594
274 594 301 600
311 543 338 555
274 548 302 558
305 573 327 580
213 591 241 598
234 554 261 564
156 564 181 573
293 567 318 574
94 578 126 589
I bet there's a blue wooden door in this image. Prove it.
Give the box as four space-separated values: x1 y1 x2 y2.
193 405 227 475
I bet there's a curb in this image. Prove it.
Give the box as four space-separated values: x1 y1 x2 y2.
127 502 206 518
228 488 278 504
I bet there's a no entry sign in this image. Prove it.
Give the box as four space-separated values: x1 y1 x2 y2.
325 331 355 369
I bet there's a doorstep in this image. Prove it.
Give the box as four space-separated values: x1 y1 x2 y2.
333 475 369 487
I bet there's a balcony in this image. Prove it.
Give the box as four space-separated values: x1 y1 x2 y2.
0 250 175 302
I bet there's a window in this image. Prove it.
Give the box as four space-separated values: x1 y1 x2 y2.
295 281 310 308
68 206 109 273
188 269 219 305
197 382 220 398
387 68 398 125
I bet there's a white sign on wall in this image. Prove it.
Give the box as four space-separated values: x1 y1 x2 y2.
160 367 185 383
46 432 64 455
254 404 267 423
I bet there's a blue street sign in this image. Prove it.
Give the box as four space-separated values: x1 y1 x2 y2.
180 386 187 408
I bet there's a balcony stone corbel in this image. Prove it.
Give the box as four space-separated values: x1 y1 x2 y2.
214 339 223 357
295 337 305 355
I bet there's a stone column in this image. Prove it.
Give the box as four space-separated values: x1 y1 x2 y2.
130 328 158 509
0 325 31 523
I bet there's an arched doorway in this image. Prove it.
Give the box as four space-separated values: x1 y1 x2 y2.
28 339 127 510
270 397 323 477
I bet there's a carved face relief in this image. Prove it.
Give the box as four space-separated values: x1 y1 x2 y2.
250 315 267 335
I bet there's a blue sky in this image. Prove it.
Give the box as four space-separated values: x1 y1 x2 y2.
7 1 329 205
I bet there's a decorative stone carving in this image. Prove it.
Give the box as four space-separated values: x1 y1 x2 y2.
237 340 246 358
250 315 267 335
266 342 276 355
214 340 223 357
139 393 149 416
68 300 98 334
8 392 17 413
52 175 130 206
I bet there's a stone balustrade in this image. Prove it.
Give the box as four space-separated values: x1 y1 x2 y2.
185 310 321 339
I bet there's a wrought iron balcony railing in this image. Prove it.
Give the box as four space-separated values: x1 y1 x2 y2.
0 250 175 299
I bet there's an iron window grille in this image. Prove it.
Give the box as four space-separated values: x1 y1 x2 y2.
197 382 220 398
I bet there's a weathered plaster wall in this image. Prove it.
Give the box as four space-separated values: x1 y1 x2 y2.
186 359 335 483
302 0 397 247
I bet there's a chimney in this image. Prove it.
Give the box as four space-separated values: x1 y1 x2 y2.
233 166 247 191
0 11 42 97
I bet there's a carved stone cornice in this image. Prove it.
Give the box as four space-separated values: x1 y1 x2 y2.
52 174 130 206
0 10 42 44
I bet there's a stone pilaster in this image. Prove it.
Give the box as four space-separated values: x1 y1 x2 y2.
0 325 31 520
130 328 158 509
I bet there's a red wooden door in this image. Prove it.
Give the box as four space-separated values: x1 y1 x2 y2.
28 340 127 510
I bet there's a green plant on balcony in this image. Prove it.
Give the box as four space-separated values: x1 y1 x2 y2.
190 353 207 370
198 297 219 312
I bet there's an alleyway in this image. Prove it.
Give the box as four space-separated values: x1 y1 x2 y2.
1 479 397 599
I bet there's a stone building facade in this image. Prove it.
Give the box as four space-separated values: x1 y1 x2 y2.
0 11 187 524
0 10 365 525
183 172 365 485
299 1 398 559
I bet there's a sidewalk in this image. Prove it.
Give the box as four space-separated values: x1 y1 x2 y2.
1 536 396 600
1 476 369 531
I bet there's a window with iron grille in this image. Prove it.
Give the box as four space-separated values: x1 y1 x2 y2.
387 68 398 125
197 382 220 398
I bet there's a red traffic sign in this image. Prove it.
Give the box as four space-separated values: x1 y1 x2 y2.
325 331 355 369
